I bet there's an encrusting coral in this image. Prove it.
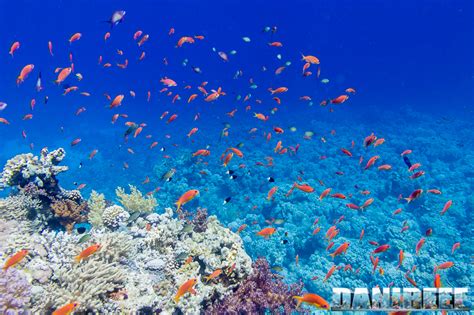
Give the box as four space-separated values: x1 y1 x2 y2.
115 184 157 214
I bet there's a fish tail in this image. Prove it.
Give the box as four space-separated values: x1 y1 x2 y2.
74 255 82 263
293 296 302 308
174 295 180 303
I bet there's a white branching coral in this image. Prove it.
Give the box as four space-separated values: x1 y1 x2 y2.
87 190 106 227
115 185 157 214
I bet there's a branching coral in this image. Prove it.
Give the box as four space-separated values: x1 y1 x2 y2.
0 268 32 314
205 258 303 314
115 185 157 214
87 190 106 227
0 148 67 191
47 258 126 311
50 199 88 232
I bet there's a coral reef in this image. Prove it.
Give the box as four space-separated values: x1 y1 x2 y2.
115 184 157 214
206 258 303 314
50 199 88 233
0 149 260 313
0 148 67 191
87 190 106 227
102 205 129 229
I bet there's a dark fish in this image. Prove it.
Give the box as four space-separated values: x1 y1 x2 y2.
267 177 275 182
191 66 202 74
229 175 237 180
124 124 138 138
403 156 412 169
107 10 126 27
226 170 234 175
128 211 141 222
44 96 49 104
160 147 166 152
77 234 92 244
281 239 289 244
161 168 176 182
78 162 83 169
223 197 231 205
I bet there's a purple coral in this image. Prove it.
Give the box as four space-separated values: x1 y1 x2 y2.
206 258 303 314
0 268 31 314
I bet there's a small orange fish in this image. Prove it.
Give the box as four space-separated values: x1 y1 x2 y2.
75 244 101 262
3 249 28 271
9 41 20 57
256 227 276 238
110 95 124 109
69 32 82 44
204 269 222 282
174 278 197 303
52 302 79 315
176 189 199 211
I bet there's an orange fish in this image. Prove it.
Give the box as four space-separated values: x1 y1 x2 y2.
329 242 350 258
110 95 124 108
69 32 82 44
174 278 197 303
440 200 452 215
434 274 442 288
301 54 320 64
204 269 222 283
3 249 28 271
177 36 195 47
9 41 20 57
323 265 337 282
269 87 288 94
293 293 329 309
319 188 332 201
331 95 349 104
256 227 276 238
364 155 380 170
52 302 79 315
267 186 278 201
17 64 35 85
228 147 243 158
415 238 425 255
55 67 72 84
176 189 199 211
75 244 101 262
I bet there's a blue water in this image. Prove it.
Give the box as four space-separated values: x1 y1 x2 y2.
0 0 473 310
